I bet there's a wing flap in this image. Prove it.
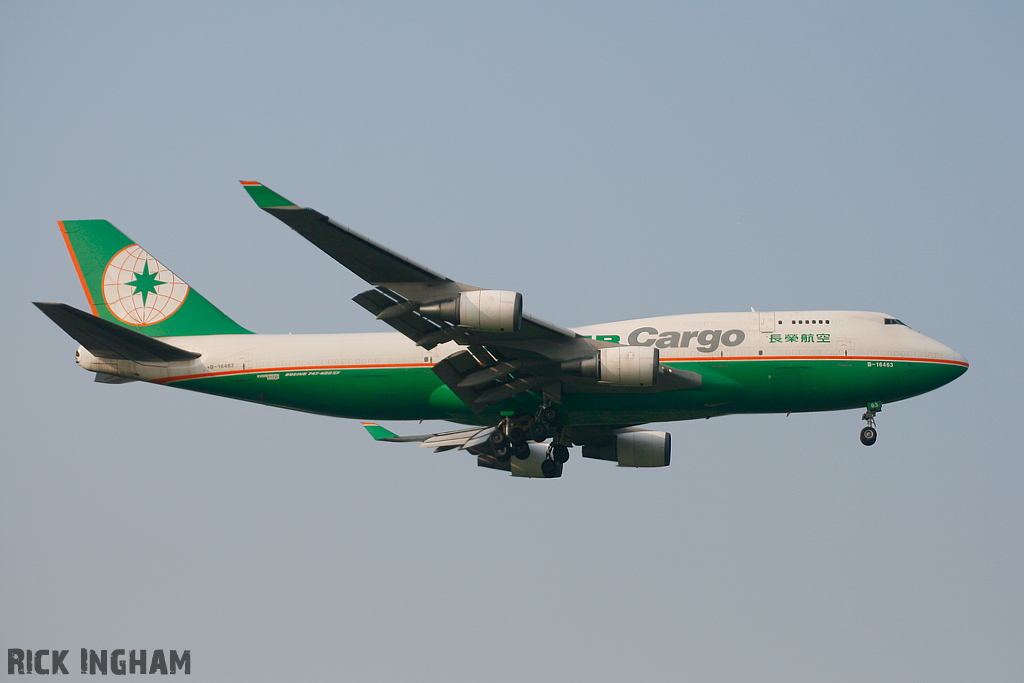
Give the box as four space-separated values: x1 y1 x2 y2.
432 350 491 413
352 287 450 349
421 426 494 450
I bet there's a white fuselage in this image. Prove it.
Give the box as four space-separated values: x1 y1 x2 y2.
76 310 965 383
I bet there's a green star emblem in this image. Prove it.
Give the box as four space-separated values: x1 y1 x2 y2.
124 261 166 307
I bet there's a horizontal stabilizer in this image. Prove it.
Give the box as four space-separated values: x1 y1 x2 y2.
94 372 138 384
34 302 201 363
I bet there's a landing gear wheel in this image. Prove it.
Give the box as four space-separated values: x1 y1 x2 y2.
551 443 570 463
494 442 512 461
541 459 559 478
539 406 559 425
512 441 531 460
860 426 877 446
508 427 527 444
528 423 549 442
489 429 507 446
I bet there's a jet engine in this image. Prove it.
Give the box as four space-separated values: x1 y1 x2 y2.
420 290 523 332
477 444 563 478
562 346 660 387
582 430 671 467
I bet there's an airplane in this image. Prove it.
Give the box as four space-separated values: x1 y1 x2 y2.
35 182 969 478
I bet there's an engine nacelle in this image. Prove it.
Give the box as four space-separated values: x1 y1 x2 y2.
477 444 563 478
420 290 523 332
562 346 660 387
582 430 671 467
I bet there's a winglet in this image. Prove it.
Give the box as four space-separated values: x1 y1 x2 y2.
240 181 297 209
361 422 400 441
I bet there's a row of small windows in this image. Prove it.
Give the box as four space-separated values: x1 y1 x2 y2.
778 319 829 325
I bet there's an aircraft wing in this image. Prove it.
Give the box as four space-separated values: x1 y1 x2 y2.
243 182 700 412
362 422 497 452
241 182 584 349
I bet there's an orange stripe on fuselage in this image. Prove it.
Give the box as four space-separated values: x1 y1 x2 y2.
154 362 435 384
58 221 98 316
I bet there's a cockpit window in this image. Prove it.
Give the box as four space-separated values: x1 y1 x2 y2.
884 318 909 327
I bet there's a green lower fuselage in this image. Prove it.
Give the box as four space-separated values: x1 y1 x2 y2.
165 356 966 426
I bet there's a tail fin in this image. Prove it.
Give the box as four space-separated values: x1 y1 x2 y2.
59 220 250 336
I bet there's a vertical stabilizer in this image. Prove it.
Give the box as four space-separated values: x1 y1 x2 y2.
59 219 250 337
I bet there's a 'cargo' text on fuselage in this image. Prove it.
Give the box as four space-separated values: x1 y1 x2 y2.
586 328 747 353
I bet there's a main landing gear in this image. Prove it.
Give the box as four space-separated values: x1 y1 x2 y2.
860 403 881 446
489 427 529 462
490 404 567 466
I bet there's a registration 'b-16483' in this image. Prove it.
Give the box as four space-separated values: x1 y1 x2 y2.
36 183 968 478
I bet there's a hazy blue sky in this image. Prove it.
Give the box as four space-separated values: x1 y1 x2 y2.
2 2 1021 681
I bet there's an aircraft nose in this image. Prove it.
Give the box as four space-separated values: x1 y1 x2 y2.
936 340 968 379
923 334 968 376
927 339 969 389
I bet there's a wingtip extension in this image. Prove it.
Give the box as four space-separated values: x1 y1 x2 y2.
361 422 399 441
240 181 297 209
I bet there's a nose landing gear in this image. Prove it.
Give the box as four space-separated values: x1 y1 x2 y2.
860 403 881 446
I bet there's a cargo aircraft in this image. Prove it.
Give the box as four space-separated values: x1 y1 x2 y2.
36 182 969 478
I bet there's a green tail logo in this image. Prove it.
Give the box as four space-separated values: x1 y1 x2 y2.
60 219 250 336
